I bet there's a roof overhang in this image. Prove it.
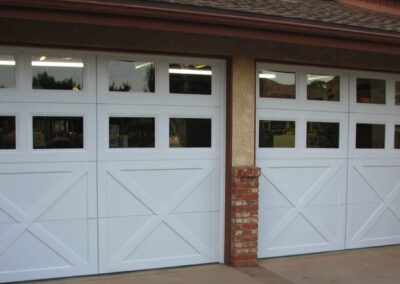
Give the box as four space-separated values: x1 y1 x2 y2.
1 0 400 55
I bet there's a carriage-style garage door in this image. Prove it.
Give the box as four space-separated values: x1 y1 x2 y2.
0 48 225 283
256 63 400 258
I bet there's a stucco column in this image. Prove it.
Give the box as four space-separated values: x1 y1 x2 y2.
229 55 260 266
232 55 255 167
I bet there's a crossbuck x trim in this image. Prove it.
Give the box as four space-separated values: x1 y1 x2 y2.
106 167 216 263
0 170 88 266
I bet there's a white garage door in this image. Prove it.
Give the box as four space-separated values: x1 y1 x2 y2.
256 63 400 258
0 49 225 283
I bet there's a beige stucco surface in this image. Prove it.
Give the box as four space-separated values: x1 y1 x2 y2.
1 19 400 166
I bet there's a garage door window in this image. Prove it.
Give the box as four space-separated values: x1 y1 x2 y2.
396 81 400 105
169 64 212 95
307 121 339 148
259 120 295 148
356 123 385 149
0 116 15 149
33 116 83 149
307 74 340 101
0 55 15 89
169 118 211 147
32 56 84 91
109 117 155 148
259 70 295 99
108 60 155 93
356 78 386 104
395 125 400 149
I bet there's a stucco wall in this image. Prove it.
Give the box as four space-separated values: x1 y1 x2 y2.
1 19 400 166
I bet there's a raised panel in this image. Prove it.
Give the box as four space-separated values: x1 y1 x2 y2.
257 159 347 258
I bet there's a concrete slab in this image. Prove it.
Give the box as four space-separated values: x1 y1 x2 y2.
259 245 400 284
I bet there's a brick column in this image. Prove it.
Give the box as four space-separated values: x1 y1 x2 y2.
230 166 261 267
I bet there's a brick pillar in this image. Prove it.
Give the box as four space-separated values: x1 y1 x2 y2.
230 166 261 267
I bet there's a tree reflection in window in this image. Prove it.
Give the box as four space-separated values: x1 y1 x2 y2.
108 61 155 93
307 75 340 101
33 72 81 90
33 116 83 149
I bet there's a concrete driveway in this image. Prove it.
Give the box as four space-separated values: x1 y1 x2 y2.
30 246 400 284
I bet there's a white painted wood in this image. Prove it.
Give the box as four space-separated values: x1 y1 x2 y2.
346 159 400 248
258 159 347 257
0 162 98 283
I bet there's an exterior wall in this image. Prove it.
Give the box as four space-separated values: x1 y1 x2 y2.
1 18 400 267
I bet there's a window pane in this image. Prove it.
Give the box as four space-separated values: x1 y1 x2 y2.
0 55 15 89
396 81 400 105
356 123 385 149
357 78 385 104
259 70 295 99
32 56 83 91
307 74 340 101
170 118 211 147
307 122 339 148
395 125 400 149
0 116 15 149
109 60 155 93
109 117 155 148
259 120 295 148
169 64 211 95
33 116 83 149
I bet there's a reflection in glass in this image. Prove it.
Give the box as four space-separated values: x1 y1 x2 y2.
0 116 15 149
109 60 155 93
109 117 155 148
307 74 340 101
307 122 339 148
395 125 400 149
32 56 83 90
170 118 211 147
259 120 295 148
33 116 83 149
356 123 385 149
396 81 400 105
259 70 295 99
169 64 212 95
0 55 15 89
357 78 385 104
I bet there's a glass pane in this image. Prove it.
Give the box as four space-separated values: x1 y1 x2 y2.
307 74 340 101
170 118 211 147
356 123 385 149
32 56 83 91
109 117 155 148
396 81 400 105
307 122 339 148
259 70 295 99
395 125 400 149
259 120 295 148
0 55 15 89
0 116 16 149
357 78 386 104
109 60 155 93
169 64 212 95
33 116 83 149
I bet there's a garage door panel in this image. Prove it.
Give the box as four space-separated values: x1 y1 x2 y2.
257 159 347 257
346 159 400 248
98 160 220 273
0 218 98 283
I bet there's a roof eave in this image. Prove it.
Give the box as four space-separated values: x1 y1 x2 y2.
0 0 399 55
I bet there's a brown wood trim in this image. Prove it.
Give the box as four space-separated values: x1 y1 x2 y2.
255 58 400 75
339 0 400 16
224 57 233 265
0 1 399 55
